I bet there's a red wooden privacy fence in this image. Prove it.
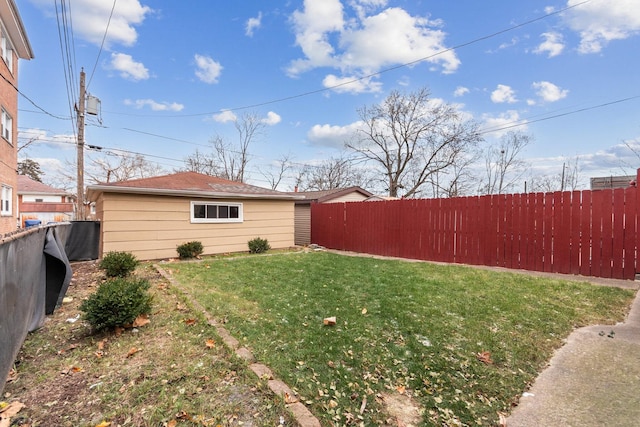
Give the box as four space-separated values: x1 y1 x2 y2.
311 176 640 280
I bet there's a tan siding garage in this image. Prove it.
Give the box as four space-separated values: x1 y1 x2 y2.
87 172 300 261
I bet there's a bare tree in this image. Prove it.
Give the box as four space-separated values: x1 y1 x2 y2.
182 149 217 175
528 156 583 192
259 153 295 190
211 112 266 182
482 131 532 194
296 154 373 191
347 88 482 198
87 153 166 183
428 150 480 198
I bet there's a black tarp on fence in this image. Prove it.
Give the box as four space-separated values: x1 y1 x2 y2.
0 221 100 394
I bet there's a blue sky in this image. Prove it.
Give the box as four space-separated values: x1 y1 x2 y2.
15 0 640 193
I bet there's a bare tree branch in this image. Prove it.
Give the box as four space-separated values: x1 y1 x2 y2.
347 88 482 198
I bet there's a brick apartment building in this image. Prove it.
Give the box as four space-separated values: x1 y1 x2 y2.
0 0 33 235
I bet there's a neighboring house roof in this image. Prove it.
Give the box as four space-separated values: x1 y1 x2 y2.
17 175 71 197
86 171 304 201
365 195 400 201
288 186 373 204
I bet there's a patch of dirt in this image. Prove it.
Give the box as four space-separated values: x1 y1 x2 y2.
381 392 423 427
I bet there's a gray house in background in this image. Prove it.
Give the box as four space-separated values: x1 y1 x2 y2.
288 186 372 246
590 175 636 190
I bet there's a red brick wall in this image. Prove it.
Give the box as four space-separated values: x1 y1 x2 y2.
0 49 19 234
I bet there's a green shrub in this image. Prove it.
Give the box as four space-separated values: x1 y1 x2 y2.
248 237 271 254
176 241 204 259
80 277 152 332
99 251 139 277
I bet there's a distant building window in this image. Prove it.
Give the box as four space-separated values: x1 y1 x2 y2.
1 185 12 216
1 29 13 72
1 108 12 143
191 201 242 223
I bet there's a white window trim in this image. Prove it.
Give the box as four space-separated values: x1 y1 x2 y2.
1 108 12 144
1 185 12 216
1 27 13 72
190 201 243 223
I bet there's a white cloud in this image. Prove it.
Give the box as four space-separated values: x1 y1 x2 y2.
349 0 388 20
288 0 345 75
31 0 151 48
246 12 262 37
124 99 184 111
213 110 237 123
453 86 469 97
322 74 382 93
341 8 459 73
194 54 223 84
307 121 364 148
262 111 281 125
564 0 640 53
491 84 517 104
481 110 528 137
534 32 565 57
109 52 149 80
532 81 568 103
288 2 459 93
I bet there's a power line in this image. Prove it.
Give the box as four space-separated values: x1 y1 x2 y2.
87 0 117 90
101 0 593 119
478 95 640 135
54 0 78 137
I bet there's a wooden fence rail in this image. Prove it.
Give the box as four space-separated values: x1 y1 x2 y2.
311 181 640 280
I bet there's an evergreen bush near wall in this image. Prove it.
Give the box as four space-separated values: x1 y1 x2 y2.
248 237 271 254
99 251 139 278
80 277 152 332
176 241 204 259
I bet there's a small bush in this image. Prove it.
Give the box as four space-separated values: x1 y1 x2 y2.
80 277 152 332
248 237 271 254
99 251 139 278
177 241 204 259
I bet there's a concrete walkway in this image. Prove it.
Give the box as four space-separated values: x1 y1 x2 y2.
506 283 640 426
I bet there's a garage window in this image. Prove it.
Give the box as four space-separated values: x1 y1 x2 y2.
191 201 242 223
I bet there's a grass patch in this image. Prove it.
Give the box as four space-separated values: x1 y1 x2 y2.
169 251 635 426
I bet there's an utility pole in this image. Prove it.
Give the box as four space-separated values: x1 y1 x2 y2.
76 69 86 220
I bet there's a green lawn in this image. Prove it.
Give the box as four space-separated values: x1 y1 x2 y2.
169 251 634 426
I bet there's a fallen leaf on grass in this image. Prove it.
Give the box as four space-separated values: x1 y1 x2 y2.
5 369 17 383
184 318 197 326
284 392 298 404
323 316 336 326
126 347 140 358
95 421 111 427
396 385 406 394
361 308 367 315
132 314 150 328
176 411 192 421
476 351 493 365
205 339 215 349
61 366 83 375
167 420 177 427
0 401 25 427
0 401 24 416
